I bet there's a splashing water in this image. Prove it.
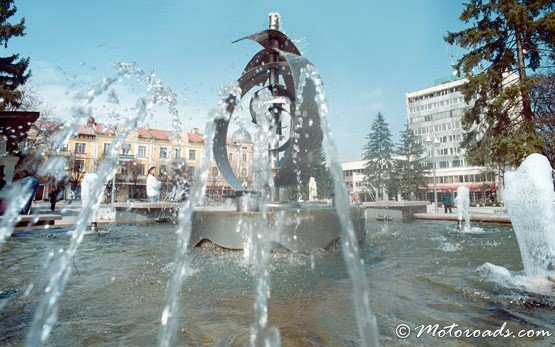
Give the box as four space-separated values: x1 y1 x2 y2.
25 62 183 346
455 186 470 229
503 153 555 282
294 62 380 346
250 89 281 346
158 82 241 347
0 183 34 247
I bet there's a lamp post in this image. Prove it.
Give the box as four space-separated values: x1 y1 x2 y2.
424 135 440 213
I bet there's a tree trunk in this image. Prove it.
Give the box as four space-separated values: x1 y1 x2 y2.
515 27 542 152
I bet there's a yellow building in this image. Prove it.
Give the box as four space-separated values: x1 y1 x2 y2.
30 117 254 202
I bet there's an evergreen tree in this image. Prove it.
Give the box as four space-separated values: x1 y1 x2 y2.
0 0 30 110
531 73 555 168
392 124 428 200
293 149 333 200
311 149 333 199
445 0 554 170
362 112 394 200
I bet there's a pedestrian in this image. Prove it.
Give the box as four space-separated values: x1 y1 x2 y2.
442 191 453 213
146 166 161 202
49 184 59 212
19 170 40 214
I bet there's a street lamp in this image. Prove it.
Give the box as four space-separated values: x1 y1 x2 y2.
424 135 440 213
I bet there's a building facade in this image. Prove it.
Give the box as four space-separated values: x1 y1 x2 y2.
406 77 495 202
29 117 254 202
340 77 497 203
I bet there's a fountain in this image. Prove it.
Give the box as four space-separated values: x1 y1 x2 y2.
80 173 100 233
455 186 470 231
503 153 555 282
477 153 554 297
190 13 366 251
454 186 483 233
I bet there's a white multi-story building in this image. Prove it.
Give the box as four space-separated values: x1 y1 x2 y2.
341 160 365 192
406 77 495 202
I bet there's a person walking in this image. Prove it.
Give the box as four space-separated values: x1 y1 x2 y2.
442 191 453 213
49 184 59 212
146 166 161 202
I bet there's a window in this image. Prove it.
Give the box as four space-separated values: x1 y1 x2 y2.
138 145 147 158
137 164 145 175
121 144 131 155
189 149 196 160
160 165 168 175
187 166 195 177
75 143 86 154
242 153 247 162
160 147 168 158
212 167 218 177
228 153 233 161
103 143 111 155
174 148 181 159
73 159 85 172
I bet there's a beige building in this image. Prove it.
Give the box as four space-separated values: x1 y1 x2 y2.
29 117 254 202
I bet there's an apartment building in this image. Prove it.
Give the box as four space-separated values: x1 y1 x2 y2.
406 77 495 201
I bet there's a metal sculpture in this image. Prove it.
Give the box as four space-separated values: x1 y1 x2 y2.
213 13 323 202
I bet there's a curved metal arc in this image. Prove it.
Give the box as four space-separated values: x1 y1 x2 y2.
232 29 301 56
273 53 324 187
214 37 324 191
214 60 297 191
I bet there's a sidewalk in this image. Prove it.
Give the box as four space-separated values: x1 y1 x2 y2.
27 202 115 229
417 204 511 224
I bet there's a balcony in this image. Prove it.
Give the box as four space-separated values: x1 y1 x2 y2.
118 154 135 162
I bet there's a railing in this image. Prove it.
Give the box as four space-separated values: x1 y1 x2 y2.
117 154 135 161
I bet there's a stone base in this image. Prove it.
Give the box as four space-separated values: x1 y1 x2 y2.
362 201 428 221
191 205 366 252
114 202 180 224
14 214 62 230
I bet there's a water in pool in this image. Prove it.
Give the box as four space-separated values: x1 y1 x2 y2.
1 220 553 346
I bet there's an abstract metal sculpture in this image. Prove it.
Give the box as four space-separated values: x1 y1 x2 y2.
213 13 323 202
190 13 366 251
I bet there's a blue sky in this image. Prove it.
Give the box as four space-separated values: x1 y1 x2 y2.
9 0 466 161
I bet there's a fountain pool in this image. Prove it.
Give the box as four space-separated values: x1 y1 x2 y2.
1 221 553 346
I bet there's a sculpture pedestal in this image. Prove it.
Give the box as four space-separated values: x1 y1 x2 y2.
191 205 366 251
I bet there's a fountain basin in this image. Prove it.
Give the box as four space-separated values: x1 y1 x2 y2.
2 221 553 346
113 202 365 251
191 206 366 251
361 201 427 221
114 202 180 223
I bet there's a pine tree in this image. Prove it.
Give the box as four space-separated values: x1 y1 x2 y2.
445 0 554 170
0 0 30 110
531 73 555 168
289 150 332 201
362 112 394 200
392 124 428 200
310 149 333 199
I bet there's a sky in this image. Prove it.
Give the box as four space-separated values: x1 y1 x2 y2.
9 0 467 162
